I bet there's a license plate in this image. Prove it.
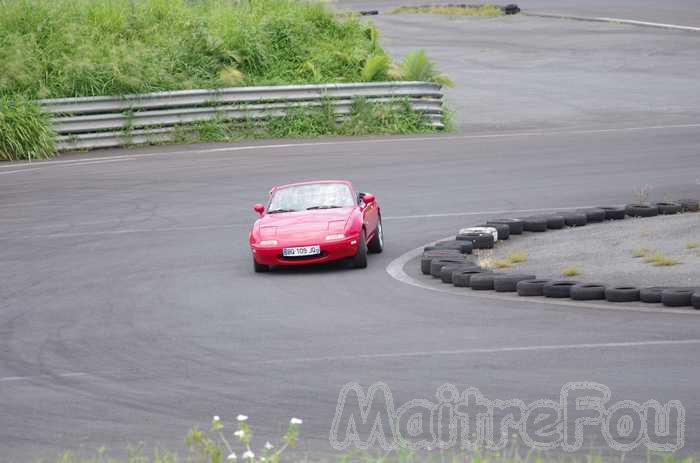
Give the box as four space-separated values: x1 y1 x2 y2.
283 245 321 257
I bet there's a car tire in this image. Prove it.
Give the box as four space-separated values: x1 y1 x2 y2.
253 258 270 273
460 226 499 242
470 273 504 290
570 283 606 300
452 268 491 287
456 232 494 249
543 280 579 298
440 263 480 284
430 257 467 277
493 274 537 292
521 217 548 232
692 291 700 310
544 215 566 229
661 288 695 307
678 199 699 212
352 230 368 268
487 218 524 235
425 241 473 254
367 219 384 253
561 212 587 227
479 223 510 240
639 287 669 303
655 202 682 215
625 204 658 217
436 240 474 254
421 250 463 274
577 208 606 222
598 206 626 220
503 4 520 14
516 279 551 296
605 286 640 302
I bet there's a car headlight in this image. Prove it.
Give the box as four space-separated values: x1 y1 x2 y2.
325 233 346 241
259 239 278 246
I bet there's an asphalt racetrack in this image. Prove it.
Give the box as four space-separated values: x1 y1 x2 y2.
2 2 700 460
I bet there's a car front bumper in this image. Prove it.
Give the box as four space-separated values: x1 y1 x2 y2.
251 236 359 266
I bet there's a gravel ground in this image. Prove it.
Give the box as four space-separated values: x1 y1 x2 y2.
488 212 700 287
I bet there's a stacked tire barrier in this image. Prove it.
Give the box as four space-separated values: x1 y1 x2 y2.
419 199 700 310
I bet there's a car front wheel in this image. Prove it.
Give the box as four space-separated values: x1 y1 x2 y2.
352 231 368 268
367 219 383 254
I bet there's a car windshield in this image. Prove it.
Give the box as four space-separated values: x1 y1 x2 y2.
268 183 354 213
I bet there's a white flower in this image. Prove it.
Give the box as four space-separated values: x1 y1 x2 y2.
213 416 221 422
261 458 267 462
237 414 248 422
234 430 245 438
290 417 303 425
264 441 273 450
243 450 255 459
227 453 238 461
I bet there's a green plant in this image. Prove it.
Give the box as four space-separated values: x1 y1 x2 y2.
686 242 700 250
631 248 651 258
150 98 438 147
0 95 55 161
338 98 432 136
644 252 681 266
186 415 302 463
0 0 452 159
390 50 454 87
492 259 513 269
507 251 529 264
42 436 697 463
361 53 391 82
562 266 581 277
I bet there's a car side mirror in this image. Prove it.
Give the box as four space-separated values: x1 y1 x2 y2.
362 193 375 205
253 203 265 216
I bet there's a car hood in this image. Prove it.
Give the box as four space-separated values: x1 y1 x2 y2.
256 208 354 239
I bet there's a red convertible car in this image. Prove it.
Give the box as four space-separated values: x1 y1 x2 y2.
249 180 383 272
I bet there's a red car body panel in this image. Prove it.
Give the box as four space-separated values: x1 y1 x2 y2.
249 180 380 267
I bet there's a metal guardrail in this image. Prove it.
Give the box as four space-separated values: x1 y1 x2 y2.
37 82 444 151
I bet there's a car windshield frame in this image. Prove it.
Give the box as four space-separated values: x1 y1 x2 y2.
267 182 355 214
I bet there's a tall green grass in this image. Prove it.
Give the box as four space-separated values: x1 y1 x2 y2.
171 98 438 144
0 0 379 98
0 96 55 161
0 0 450 160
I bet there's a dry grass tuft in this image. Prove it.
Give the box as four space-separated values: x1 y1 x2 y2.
562 266 581 277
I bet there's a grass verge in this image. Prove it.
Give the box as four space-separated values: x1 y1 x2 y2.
391 4 502 16
48 450 698 463
35 416 697 463
0 0 451 161
168 98 440 145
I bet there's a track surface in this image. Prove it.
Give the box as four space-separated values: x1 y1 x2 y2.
2 2 700 460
